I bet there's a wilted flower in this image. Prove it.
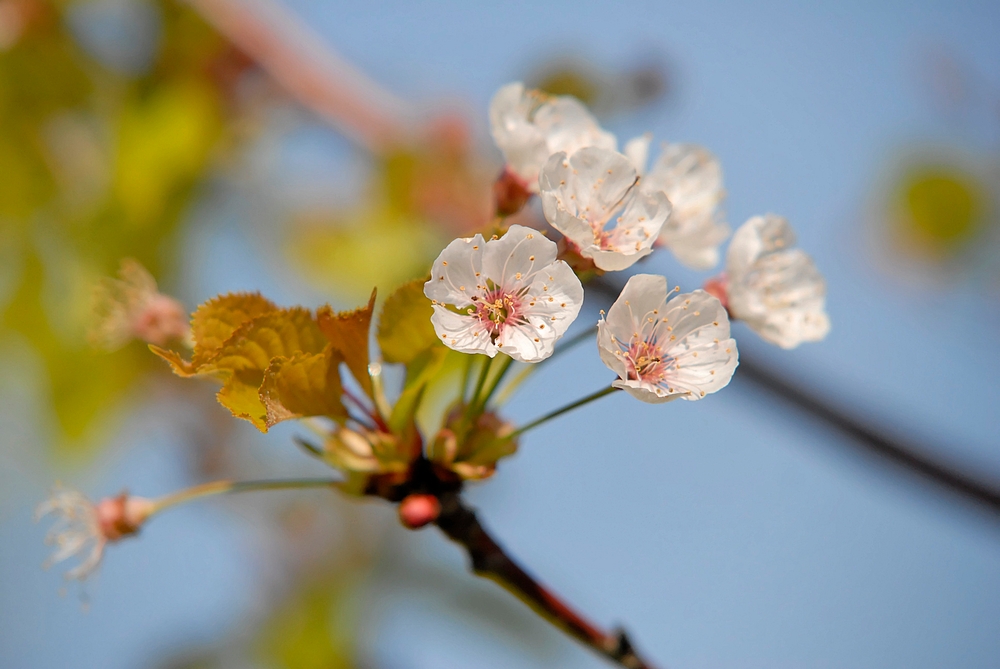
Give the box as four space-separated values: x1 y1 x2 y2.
626 136 730 270
539 147 671 272
424 224 583 363
598 274 738 403
89 258 189 351
489 82 617 192
715 214 830 349
35 485 153 582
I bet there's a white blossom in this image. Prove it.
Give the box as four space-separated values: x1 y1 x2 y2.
627 136 730 270
424 224 583 363
539 147 671 272
598 274 738 403
721 214 830 349
489 82 617 192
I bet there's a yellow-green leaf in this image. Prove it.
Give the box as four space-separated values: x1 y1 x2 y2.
260 348 348 427
209 307 328 431
191 292 278 366
377 278 438 365
317 290 376 397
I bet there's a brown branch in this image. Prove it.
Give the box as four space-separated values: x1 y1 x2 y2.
434 491 660 669
186 0 412 151
589 275 1000 519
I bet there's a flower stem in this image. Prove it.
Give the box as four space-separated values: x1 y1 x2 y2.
493 326 597 407
467 355 494 412
506 385 619 441
149 478 337 516
477 355 514 411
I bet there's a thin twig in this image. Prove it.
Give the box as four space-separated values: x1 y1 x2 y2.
434 492 659 669
590 275 1000 518
186 0 411 151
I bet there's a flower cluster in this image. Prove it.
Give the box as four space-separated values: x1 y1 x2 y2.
39 81 830 603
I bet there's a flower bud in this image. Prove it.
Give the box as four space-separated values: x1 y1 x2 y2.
398 494 441 529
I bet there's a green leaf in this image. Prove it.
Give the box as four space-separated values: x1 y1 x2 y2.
377 277 438 364
388 346 448 434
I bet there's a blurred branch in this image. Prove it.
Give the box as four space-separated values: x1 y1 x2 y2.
590 276 1000 519
434 492 659 669
186 0 412 151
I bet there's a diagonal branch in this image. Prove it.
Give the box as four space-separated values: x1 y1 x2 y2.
590 275 1000 518
434 491 660 669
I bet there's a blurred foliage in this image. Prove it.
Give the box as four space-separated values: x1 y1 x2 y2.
287 118 493 303
898 166 984 253
0 0 248 455
257 575 363 669
528 54 670 119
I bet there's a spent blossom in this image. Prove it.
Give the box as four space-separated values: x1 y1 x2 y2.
598 274 738 403
489 82 616 192
89 258 190 351
35 485 153 582
711 214 830 349
626 136 730 270
424 224 583 363
539 147 671 272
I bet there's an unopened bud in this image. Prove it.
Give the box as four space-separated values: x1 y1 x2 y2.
398 493 440 529
493 167 532 216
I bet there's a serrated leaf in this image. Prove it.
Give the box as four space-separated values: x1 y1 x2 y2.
377 278 438 365
208 307 328 431
260 348 348 427
317 289 376 397
191 292 278 366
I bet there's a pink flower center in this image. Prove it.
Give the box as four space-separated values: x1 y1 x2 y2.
624 338 672 384
472 288 525 340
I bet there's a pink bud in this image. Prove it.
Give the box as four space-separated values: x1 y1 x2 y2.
398 494 441 530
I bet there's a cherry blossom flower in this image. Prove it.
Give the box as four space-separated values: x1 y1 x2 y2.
714 214 830 349
35 485 153 582
424 224 583 363
489 82 617 192
625 136 730 270
88 258 190 351
597 274 738 403
539 147 671 272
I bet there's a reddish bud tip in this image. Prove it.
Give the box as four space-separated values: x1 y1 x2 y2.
493 168 532 216
703 275 729 310
398 494 441 530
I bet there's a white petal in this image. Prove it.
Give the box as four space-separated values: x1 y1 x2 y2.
644 144 730 270
489 82 616 190
520 260 584 339
668 336 739 400
623 133 652 176
593 190 671 271
424 234 486 307
613 378 680 404
489 83 550 185
430 306 497 357
603 274 670 343
481 224 557 292
545 147 637 221
726 214 796 281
